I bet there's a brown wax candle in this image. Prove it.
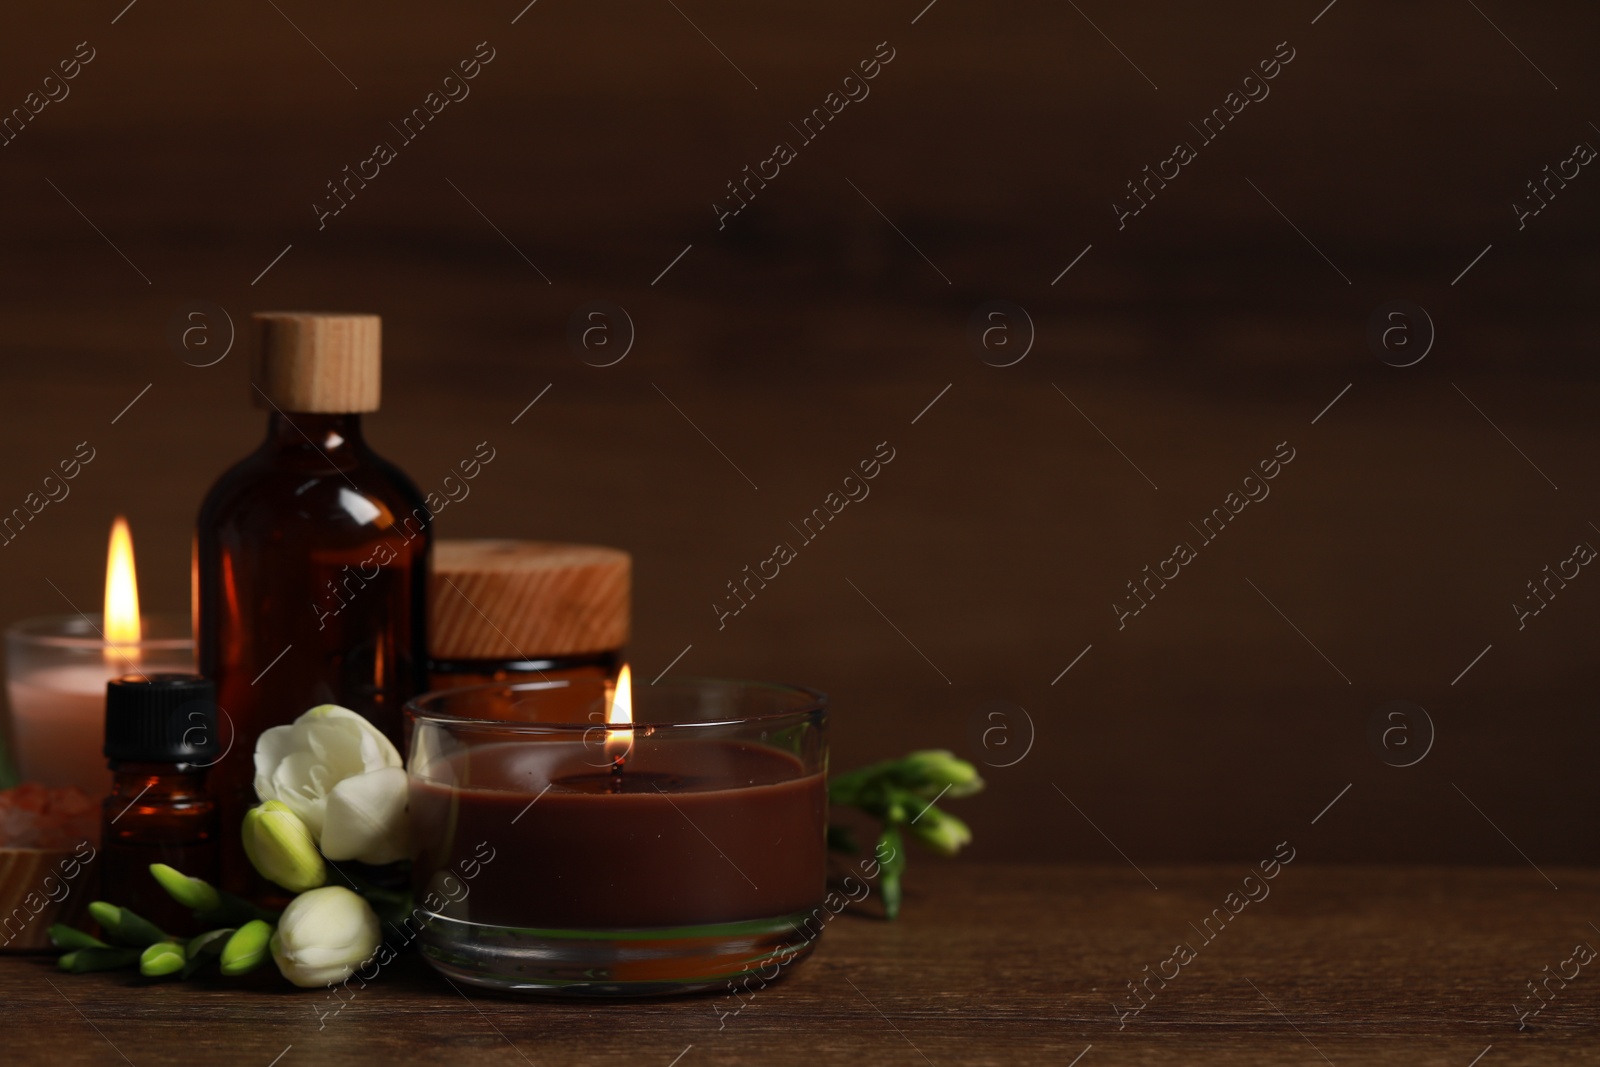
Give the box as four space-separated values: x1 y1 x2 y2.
409 740 825 929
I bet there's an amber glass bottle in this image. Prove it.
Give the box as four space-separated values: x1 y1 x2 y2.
100 674 220 936
195 313 429 891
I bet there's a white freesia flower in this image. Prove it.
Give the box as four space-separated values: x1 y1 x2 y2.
270 886 382 988
321 766 410 863
254 704 409 864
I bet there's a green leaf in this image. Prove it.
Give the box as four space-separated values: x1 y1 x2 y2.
58 947 140 973
49 925 107 951
139 941 186 978
88 902 170 947
220 920 274 976
182 928 236 979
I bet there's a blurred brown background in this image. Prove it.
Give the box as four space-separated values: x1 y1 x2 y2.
1 0 1596 866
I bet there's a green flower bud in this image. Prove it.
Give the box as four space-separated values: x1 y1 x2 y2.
49 925 107 951
242 801 326 893
149 864 223 915
87 902 169 947
58 947 140 973
906 806 972 857
139 941 186 978
221 920 274 976
895 750 984 798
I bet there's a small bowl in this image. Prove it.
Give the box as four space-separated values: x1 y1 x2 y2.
0 846 96 952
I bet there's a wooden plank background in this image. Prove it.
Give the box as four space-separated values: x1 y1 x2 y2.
0 0 1596 865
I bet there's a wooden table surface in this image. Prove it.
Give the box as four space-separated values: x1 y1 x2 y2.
3 862 1594 1066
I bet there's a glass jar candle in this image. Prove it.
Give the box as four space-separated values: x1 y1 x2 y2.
405 676 827 996
5 615 194 796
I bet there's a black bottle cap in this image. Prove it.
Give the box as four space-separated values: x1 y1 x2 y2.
104 673 220 765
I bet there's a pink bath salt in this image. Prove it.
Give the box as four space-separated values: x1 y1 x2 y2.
0 783 99 849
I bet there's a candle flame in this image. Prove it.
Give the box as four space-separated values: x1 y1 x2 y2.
606 664 633 764
104 515 141 666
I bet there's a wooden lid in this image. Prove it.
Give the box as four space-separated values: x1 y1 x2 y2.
252 312 381 413
430 540 631 660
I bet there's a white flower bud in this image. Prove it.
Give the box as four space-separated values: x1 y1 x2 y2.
270 886 381 988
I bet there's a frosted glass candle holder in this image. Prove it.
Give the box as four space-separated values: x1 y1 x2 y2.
5 615 194 796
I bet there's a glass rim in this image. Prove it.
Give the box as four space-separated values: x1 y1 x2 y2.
405 676 828 732
5 613 193 651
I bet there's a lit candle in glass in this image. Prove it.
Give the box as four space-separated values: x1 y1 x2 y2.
5 517 193 795
406 673 828 996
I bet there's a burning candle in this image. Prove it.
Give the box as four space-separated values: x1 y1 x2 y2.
5 518 194 795
405 674 828 996
103 516 142 673
604 662 633 776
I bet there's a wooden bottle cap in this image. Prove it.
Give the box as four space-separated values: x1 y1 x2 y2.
430 540 631 660
252 312 381 413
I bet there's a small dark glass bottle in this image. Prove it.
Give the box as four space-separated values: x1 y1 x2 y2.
195 313 430 892
101 674 220 937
